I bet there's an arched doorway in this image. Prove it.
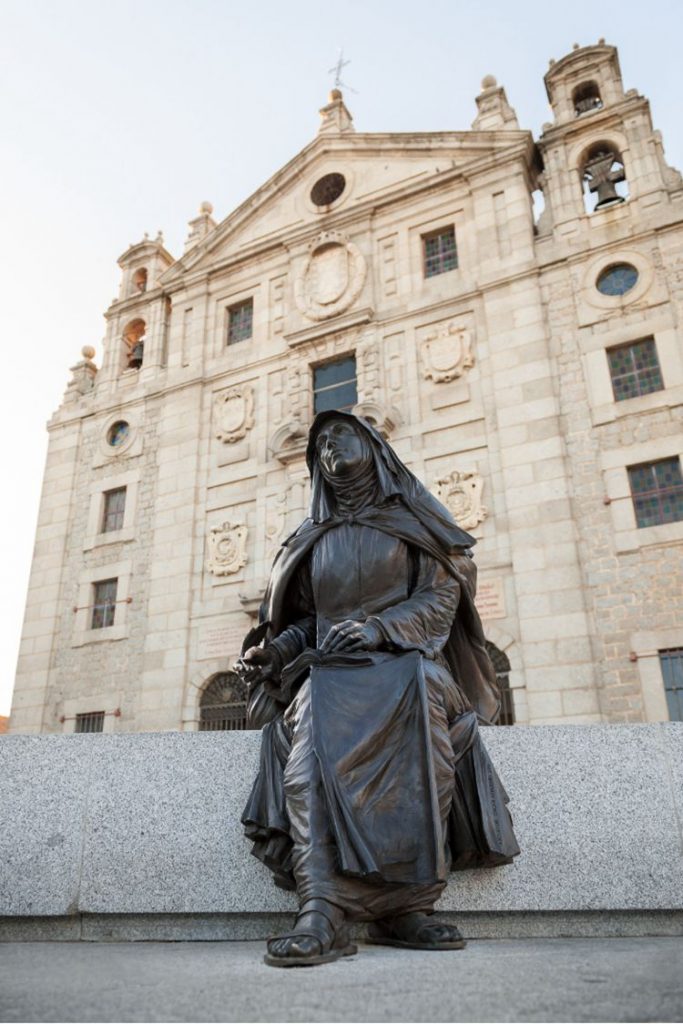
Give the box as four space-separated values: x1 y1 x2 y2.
199 672 249 731
485 641 515 726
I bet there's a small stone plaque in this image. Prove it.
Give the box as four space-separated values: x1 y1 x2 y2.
197 621 246 661
476 577 506 620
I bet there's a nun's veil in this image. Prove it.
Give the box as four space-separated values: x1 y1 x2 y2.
305 411 476 553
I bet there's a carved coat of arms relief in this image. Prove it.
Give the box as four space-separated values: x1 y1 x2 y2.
434 470 488 531
206 522 248 576
294 231 366 321
214 385 255 444
420 322 474 383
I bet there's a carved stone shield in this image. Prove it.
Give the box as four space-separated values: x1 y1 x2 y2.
309 244 349 305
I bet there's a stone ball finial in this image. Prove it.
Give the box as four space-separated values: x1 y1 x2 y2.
481 74 497 90
598 37 606 45
549 58 555 66
572 42 580 50
200 200 214 215
82 345 96 361
329 88 342 102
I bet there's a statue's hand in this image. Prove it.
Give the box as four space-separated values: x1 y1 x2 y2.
320 619 382 654
240 645 281 687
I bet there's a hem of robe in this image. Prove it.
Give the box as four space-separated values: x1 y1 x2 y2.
242 707 519 891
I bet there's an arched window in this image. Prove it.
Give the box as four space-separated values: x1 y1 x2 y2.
582 142 628 212
199 672 249 731
485 640 515 726
122 318 146 370
572 81 603 116
132 267 148 294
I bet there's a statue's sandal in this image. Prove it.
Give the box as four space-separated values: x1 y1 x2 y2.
366 912 467 950
264 914 357 968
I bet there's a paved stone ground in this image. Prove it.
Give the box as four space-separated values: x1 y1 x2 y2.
1 938 682 1023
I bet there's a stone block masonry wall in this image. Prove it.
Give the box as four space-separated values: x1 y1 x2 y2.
41 404 162 733
543 246 683 723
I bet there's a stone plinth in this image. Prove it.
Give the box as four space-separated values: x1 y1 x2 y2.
1 724 682 939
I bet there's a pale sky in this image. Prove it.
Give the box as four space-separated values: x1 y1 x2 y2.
1 0 681 717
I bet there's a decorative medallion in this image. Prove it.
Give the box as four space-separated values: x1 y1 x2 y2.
420 323 474 383
434 470 488 531
206 522 248 576
215 385 254 444
294 231 366 322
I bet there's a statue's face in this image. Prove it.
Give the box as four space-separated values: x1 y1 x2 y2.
315 418 367 478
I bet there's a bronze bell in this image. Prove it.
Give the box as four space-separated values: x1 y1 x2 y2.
128 339 144 369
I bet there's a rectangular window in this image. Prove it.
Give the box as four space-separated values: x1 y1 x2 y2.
91 578 118 630
607 338 664 402
101 487 126 533
227 299 253 344
422 226 458 278
75 711 105 733
627 457 683 528
313 356 357 414
659 649 683 722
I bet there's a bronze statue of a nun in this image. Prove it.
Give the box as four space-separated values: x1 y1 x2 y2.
240 411 519 967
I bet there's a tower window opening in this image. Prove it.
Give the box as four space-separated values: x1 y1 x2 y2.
122 318 146 370
582 143 628 212
132 267 148 294
573 81 603 116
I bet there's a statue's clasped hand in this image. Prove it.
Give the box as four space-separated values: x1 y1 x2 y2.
320 619 382 654
237 645 281 689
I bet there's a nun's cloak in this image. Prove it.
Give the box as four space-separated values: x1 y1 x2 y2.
241 413 519 920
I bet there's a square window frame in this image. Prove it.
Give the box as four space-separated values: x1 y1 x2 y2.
421 225 459 280
226 297 254 346
84 470 139 551
311 353 358 417
72 559 132 646
601 440 683 553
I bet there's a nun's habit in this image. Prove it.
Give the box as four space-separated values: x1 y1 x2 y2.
241 412 519 921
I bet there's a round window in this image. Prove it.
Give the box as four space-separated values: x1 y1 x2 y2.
107 421 130 447
596 263 639 296
310 173 346 207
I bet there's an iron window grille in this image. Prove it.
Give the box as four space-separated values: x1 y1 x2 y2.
199 673 250 731
607 338 664 402
91 578 118 629
75 711 105 733
659 648 683 722
227 299 253 344
422 226 458 279
313 356 358 414
627 457 683 529
101 487 126 533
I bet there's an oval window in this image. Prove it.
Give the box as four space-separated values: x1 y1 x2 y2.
107 421 130 447
310 173 346 207
596 263 639 296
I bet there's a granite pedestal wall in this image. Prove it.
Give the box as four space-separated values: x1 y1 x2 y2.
1 724 682 941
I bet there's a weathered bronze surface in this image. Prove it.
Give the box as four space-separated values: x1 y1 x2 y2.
239 412 519 967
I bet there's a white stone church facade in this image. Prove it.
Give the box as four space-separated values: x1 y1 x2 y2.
10 41 683 735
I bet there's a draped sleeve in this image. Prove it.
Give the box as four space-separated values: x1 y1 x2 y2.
367 550 460 659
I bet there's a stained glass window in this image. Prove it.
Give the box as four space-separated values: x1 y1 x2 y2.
607 338 664 402
91 578 118 629
107 421 130 447
596 263 638 296
423 227 458 278
75 711 105 733
227 299 253 344
627 458 683 528
659 649 683 722
313 356 357 414
101 487 126 533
